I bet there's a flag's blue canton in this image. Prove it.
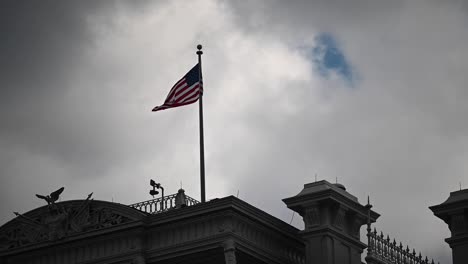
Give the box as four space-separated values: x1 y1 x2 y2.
185 64 200 86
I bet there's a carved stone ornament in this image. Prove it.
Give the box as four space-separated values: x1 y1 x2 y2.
218 217 235 233
333 206 346 230
304 206 320 229
0 196 139 251
451 213 466 235
35 187 64 208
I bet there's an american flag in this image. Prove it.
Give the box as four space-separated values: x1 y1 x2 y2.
152 63 202 112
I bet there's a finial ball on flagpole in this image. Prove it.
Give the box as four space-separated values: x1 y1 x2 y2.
197 44 202 50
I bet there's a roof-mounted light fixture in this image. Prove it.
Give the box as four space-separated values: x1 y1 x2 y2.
149 179 165 210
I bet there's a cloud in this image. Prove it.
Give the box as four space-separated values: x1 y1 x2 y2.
2 1 467 263
223 0 468 262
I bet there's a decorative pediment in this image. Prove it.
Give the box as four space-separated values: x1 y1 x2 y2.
0 200 146 251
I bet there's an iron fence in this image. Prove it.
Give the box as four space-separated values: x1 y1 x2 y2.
367 228 438 264
129 193 199 214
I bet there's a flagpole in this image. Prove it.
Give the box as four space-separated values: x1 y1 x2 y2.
196 44 206 203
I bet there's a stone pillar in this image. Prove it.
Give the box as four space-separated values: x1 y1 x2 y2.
223 239 237 264
430 189 468 264
131 255 146 264
283 181 379 264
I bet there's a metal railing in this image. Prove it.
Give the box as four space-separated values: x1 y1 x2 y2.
129 193 200 214
367 228 439 264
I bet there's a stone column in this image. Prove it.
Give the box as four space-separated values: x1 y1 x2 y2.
430 189 468 264
131 255 146 264
223 239 237 264
283 181 379 264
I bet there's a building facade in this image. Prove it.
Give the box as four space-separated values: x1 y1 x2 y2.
0 181 466 264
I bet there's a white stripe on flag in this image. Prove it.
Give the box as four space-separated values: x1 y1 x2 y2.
178 85 200 103
175 82 199 101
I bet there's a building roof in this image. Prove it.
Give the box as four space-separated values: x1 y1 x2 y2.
429 188 468 225
0 195 305 264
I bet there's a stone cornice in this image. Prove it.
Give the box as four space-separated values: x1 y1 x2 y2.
430 202 467 219
143 197 304 263
300 225 367 250
147 196 301 241
284 188 379 221
445 233 468 247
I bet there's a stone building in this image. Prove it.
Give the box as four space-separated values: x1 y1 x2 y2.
0 180 466 264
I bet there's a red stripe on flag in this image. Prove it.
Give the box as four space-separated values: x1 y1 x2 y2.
165 79 187 103
180 91 200 104
178 84 200 103
175 83 199 102
174 83 194 102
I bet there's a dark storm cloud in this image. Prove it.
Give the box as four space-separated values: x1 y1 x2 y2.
218 1 468 263
1 2 467 264
1 1 100 103
0 0 106 158
0 0 212 224
0 0 162 217
0 1 157 175
224 0 405 37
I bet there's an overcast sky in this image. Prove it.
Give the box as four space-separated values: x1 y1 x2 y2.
2 0 468 262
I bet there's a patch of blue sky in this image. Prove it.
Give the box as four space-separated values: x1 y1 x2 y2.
310 33 355 87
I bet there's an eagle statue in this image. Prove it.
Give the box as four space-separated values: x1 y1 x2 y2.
36 187 65 205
